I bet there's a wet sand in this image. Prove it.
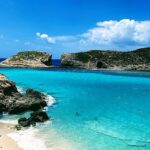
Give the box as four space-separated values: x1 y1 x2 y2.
0 123 22 150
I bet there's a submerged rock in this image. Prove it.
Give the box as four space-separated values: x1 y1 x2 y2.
0 50 52 68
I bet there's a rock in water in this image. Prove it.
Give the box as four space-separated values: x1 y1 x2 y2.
18 117 30 127
0 51 52 67
0 73 50 129
0 73 21 113
30 111 49 122
26 88 46 100
18 111 49 127
0 74 19 96
8 89 47 114
0 74 48 114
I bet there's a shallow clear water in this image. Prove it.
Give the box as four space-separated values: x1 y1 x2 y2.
1 68 150 150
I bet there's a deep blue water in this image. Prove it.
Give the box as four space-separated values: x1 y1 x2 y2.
0 58 6 62
1 68 150 150
52 59 61 66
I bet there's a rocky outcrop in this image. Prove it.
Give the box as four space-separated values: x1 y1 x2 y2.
18 111 49 127
0 73 50 128
0 74 48 115
61 47 150 70
0 51 52 67
0 74 20 113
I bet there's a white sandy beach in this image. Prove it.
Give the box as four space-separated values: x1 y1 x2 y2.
0 123 22 150
0 122 50 150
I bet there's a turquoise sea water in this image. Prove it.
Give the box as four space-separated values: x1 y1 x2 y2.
1 68 150 150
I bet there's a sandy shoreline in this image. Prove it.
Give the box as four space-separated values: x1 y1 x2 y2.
0 123 22 150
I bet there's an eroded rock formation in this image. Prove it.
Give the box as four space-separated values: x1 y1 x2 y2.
0 51 52 67
0 74 50 127
61 47 150 70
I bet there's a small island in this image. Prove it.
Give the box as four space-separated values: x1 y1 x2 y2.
0 51 52 68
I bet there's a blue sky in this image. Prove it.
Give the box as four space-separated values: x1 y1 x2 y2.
0 0 150 58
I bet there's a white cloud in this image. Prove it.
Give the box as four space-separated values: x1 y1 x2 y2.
40 34 48 39
36 32 40 37
36 32 78 44
82 19 150 46
36 19 150 51
36 32 55 43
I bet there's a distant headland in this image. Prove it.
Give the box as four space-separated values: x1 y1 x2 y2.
1 48 150 70
61 47 150 71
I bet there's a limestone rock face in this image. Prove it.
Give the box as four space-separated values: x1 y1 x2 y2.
0 51 52 67
61 48 150 70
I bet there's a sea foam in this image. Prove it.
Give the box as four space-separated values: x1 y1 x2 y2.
45 95 56 106
16 86 24 94
0 119 17 124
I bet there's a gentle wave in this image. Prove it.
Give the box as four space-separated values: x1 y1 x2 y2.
0 119 17 124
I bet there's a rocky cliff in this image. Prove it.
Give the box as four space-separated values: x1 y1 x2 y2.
61 48 150 70
0 51 52 67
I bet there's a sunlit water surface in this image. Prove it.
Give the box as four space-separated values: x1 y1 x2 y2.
1 68 150 150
